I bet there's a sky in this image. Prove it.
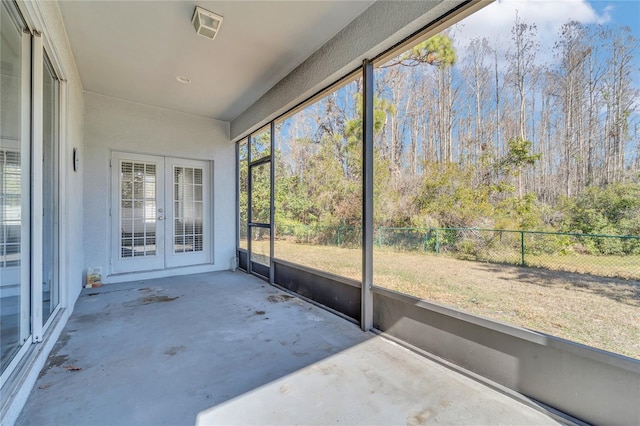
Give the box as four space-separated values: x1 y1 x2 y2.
590 0 640 32
452 0 640 90
458 0 639 39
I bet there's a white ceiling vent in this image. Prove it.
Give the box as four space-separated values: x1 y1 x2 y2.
192 6 223 40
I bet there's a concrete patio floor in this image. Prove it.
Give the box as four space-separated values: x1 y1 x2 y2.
16 271 560 425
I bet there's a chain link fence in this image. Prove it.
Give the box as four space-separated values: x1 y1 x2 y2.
274 224 640 281
276 224 362 248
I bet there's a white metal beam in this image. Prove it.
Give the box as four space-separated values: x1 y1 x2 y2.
31 31 44 342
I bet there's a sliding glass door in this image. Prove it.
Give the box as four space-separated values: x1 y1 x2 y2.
0 1 31 380
1 1 63 386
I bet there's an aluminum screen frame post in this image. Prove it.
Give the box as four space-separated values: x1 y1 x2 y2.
361 59 374 332
235 142 240 254
246 136 252 275
269 121 275 284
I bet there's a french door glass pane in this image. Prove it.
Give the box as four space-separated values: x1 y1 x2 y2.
173 166 204 254
120 161 157 257
1 1 29 373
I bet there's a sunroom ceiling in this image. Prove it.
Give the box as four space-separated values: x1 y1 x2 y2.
58 1 375 121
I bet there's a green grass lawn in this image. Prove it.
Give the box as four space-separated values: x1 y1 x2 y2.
263 239 640 359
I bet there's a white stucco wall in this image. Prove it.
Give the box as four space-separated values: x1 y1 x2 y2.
83 93 233 283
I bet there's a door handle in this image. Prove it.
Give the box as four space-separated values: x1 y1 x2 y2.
158 216 164 221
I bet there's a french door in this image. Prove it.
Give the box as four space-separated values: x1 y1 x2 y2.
111 152 210 274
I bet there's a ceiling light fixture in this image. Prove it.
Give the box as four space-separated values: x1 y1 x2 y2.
176 76 191 84
192 6 223 40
